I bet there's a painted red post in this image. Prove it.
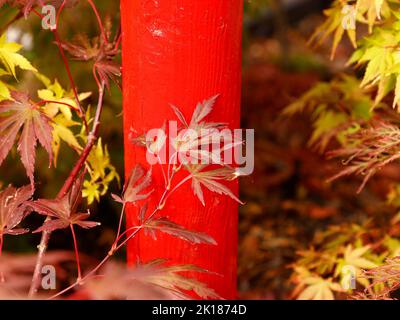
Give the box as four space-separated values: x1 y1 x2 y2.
120 0 243 299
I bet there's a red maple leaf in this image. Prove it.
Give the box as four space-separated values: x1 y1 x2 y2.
0 185 33 236
112 164 153 204
59 19 121 89
0 91 53 188
30 173 100 233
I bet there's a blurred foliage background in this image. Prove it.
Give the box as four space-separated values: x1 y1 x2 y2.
240 0 400 300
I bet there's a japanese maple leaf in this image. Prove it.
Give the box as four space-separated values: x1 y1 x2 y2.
0 91 53 188
30 172 100 233
188 165 243 206
112 164 153 204
170 95 232 164
171 95 225 131
60 19 121 89
144 217 217 245
0 185 33 236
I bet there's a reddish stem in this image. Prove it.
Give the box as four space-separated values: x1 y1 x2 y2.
114 34 122 51
114 225 140 247
58 83 105 198
36 100 80 112
32 8 88 132
70 224 82 280
115 202 126 243
52 30 88 131
87 0 108 43
56 0 67 27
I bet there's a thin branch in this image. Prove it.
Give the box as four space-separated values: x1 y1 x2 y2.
87 0 108 43
56 0 67 27
58 83 105 198
52 30 88 131
70 224 82 280
115 202 126 242
157 155 167 187
31 8 89 132
36 99 80 112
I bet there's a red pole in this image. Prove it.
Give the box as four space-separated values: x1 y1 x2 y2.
121 0 243 299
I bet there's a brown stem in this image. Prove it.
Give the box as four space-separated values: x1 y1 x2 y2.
28 231 49 297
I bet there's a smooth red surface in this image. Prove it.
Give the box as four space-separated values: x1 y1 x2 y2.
121 0 243 299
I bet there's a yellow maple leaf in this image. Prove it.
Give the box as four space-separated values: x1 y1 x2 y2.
294 267 343 300
335 245 378 288
0 34 36 77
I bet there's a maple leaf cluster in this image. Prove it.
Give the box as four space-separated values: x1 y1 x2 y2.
328 120 400 193
81 260 219 300
113 96 249 253
131 95 244 206
112 164 217 246
0 173 98 239
30 172 99 233
59 18 121 89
